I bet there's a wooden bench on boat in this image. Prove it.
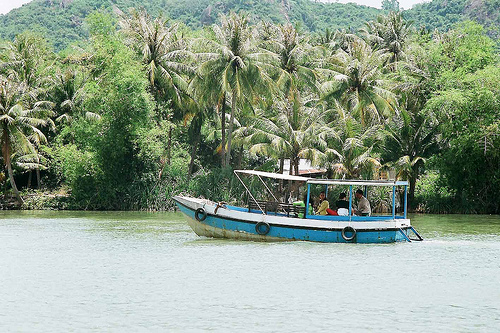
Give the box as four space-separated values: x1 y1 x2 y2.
248 199 305 217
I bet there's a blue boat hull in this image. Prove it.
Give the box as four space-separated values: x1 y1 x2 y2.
176 200 412 244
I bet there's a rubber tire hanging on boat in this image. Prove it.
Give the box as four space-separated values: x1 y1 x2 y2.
341 226 356 241
195 208 207 221
255 222 271 235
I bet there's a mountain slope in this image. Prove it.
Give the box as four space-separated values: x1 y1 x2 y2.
405 0 499 38
0 0 380 50
0 0 498 51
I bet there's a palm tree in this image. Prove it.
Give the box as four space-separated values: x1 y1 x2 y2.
382 47 441 206
360 12 412 66
0 78 51 204
382 109 440 207
235 97 334 175
13 152 46 188
256 22 321 171
51 68 99 124
316 28 336 46
119 9 194 108
322 103 382 179
0 32 51 92
1 33 53 189
259 23 317 101
319 37 395 126
120 9 195 166
192 12 274 166
316 28 354 53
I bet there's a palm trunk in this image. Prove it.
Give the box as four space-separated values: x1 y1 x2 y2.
279 157 284 193
27 170 32 188
237 146 243 169
167 126 172 165
294 157 299 176
409 171 417 210
188 125 201 180
36 167 41 189
221 94 226 167
225 89 237 167
2 138 23 205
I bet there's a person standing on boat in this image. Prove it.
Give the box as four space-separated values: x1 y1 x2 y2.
315 192 329 215
354 189 371 216
336 193 350 216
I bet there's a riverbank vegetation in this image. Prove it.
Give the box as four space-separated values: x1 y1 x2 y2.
1 9 499 213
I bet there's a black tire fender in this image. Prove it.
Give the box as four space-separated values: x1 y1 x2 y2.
342 226 356 241
255 221 271 235
195 208 207 221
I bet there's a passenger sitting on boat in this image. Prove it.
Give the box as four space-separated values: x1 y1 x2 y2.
292 194 313 218
336 193 350 216
354 189 371 216
315 192 329 215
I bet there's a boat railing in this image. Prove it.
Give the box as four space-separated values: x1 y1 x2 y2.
248 199 305 217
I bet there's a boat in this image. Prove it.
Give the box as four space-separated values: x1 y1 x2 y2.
173 170 423 243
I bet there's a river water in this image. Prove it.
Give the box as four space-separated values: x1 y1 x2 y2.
1 211 499 332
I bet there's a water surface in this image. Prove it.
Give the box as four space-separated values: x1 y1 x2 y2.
1 211 499 332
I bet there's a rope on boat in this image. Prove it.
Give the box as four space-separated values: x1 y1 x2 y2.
214 202 227 215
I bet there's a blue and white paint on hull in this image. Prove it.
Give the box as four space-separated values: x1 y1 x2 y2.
174 195 416 244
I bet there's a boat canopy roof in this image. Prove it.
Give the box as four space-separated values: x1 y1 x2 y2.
234 170 408 186
308 179 408 186
234 169 311 182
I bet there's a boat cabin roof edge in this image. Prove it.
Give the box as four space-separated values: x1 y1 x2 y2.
234 170 409 186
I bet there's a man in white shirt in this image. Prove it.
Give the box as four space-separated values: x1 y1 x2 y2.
354 189 371 216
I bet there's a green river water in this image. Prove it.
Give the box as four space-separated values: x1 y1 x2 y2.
1 211 499 332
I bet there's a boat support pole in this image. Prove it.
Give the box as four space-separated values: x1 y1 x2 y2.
404 185 408 219
234 172 265 214
398 228 412 242
410 226 424 241
392 186 396 220
257 175 287 214
348 185 353 223
305 183 311 219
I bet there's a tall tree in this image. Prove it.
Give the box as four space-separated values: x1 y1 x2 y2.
235 98 333 175
319 37 395 126
322 103 382 179
0 78 51 204
382 109 440 206
51 67 99 124
259 23 317 103
361 12 411 66
119 9 194 110
0 32 52 188
0 32 51 91
193 12 274 167
382 0 400 12
382 40 441 206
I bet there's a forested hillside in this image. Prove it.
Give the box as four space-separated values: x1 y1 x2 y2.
0 0 381 50
406 0 500 38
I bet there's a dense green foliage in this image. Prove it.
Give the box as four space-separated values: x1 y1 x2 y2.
0 6 499 213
